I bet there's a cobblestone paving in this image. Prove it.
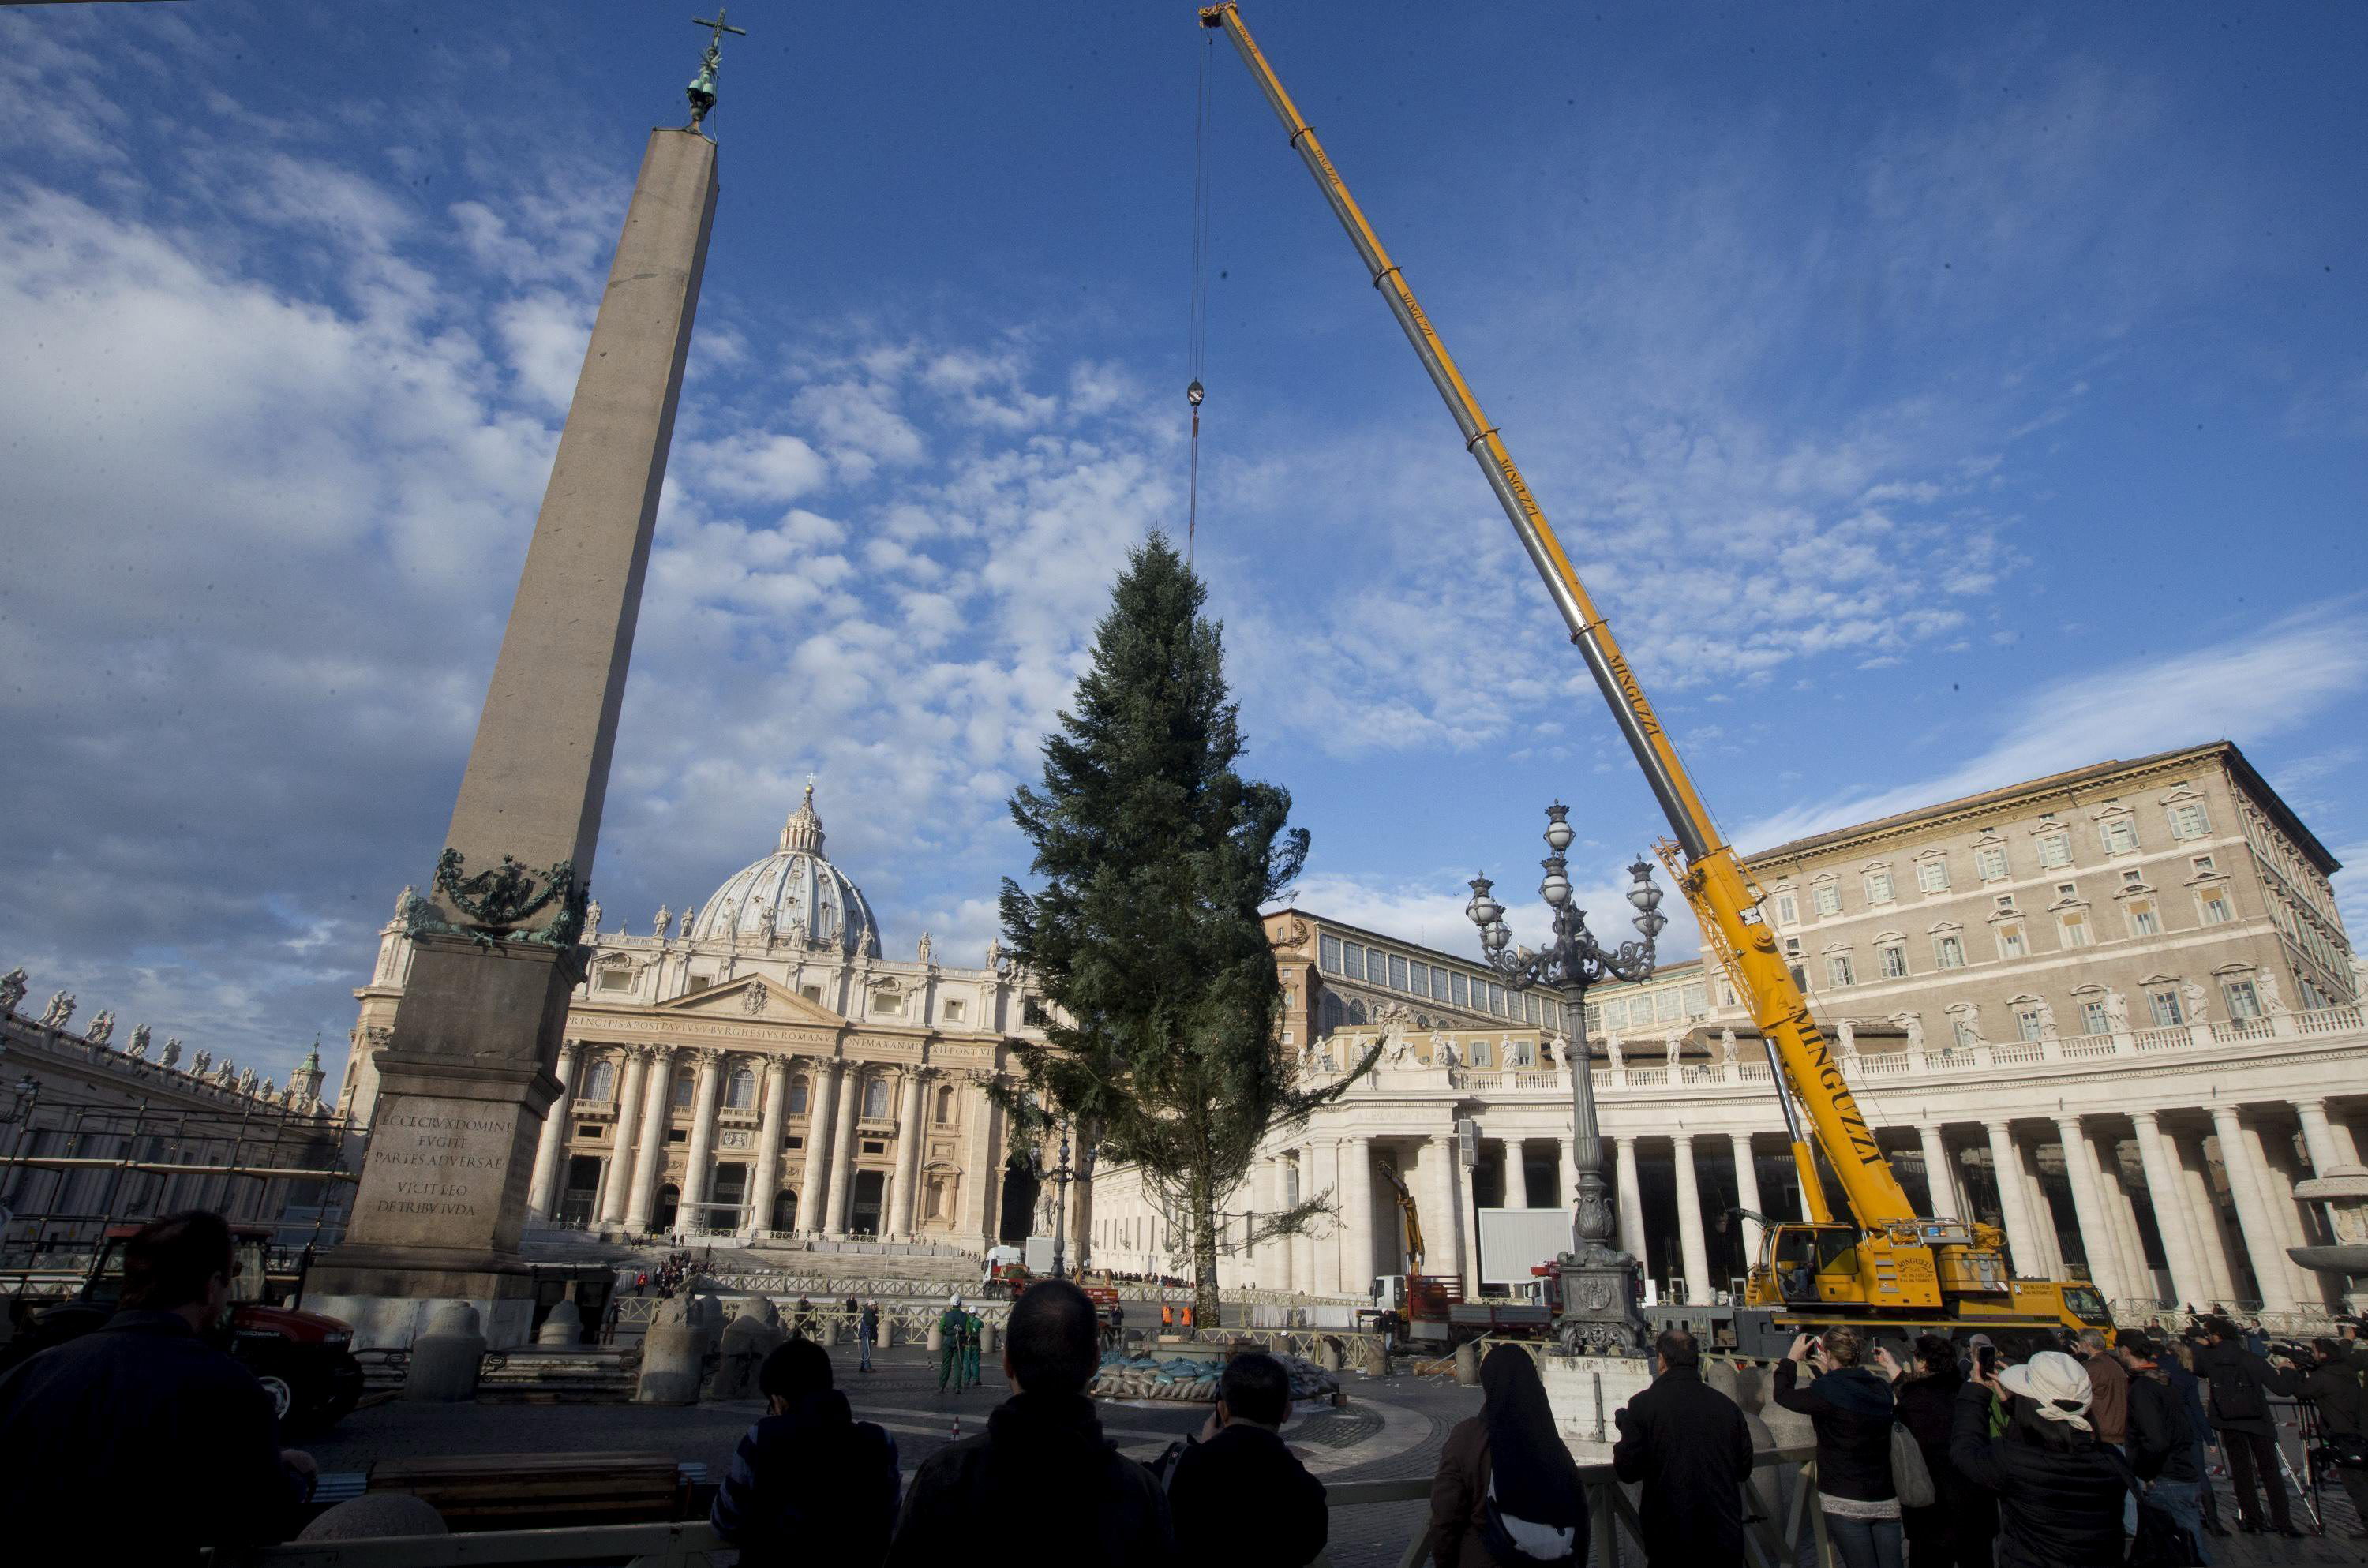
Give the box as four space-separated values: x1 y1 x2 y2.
307 1350 2359 1567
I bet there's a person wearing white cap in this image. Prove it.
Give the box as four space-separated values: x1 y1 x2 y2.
1947 1349 2131 1567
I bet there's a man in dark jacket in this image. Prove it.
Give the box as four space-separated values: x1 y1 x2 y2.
2287 1338 2368 1538
2192 1317 2303 1536
711 1337 899 1565
1168 1351 1326 1568
2119 1332 2205 1555
890 1279 1175 1568
0 1211 313 1566
1612 1327 1754 1565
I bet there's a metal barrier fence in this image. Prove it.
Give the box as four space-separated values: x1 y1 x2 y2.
216 1444 1837 1568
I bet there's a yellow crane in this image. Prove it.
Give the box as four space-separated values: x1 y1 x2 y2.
1201 3 2109 1349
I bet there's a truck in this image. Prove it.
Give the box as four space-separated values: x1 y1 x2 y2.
1 1222 364 1430
1201 2 2114 1360
1364 1272 1558 1349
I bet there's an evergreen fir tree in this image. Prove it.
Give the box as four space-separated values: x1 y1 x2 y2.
999 534 1374 1324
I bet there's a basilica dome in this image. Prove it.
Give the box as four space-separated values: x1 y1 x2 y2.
688 784 881 957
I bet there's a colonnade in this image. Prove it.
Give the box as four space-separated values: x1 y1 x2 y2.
524 1041 972 1241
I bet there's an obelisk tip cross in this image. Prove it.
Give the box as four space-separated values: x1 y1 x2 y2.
685 9 747 134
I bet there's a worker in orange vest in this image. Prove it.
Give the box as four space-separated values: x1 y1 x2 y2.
1161 1302 1175 1332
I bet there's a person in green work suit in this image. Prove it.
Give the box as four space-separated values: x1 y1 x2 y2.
936 1294 967 1394
961 1308 984 1389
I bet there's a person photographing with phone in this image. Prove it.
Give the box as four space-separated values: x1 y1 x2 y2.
1773 1327 1903 1568
1946 1346 2128 1566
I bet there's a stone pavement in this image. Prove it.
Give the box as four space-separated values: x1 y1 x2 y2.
307 1347 2361 1567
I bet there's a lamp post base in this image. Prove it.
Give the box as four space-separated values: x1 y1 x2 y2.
1547 1239 1649 1355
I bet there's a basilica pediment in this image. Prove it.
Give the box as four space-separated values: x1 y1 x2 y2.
650 975 843 1028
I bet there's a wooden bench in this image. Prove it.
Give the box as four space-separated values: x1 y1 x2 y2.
362 1451 689 1532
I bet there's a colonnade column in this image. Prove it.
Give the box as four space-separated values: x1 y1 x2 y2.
624 1044 676 1233
748 1058 791 1237
2130 1111 2212 1309
2053 1116 2128 1301
1917 1124 1959 1222
820 1064 862 1237
2172 1128 2242 1303
1983 1121 2040 1274
800 1060 841 1237
2250 1124 2323 1308
2210 1106 2303 1312
886 1068 926 1239
1426 1133 1467 1292
680 1050 724 1219
2297 1099 2347 1177
1558 1138 1579 1227
597 1047 650 1226
1341 1136 1375 1297
1671 1133 1710 1304
1730 1133 1764 1263
2097 1143 2156 1305
527 1039 579 1218
957 1074 995 1248
1613 1136 1646 1263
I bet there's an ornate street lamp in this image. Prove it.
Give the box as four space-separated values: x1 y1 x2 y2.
1047 1118 1077 1282
1468 801 1664 1352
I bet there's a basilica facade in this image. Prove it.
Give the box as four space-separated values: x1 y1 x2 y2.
339 787 1047 1248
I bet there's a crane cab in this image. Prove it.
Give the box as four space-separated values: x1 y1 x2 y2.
1748 1222 1862 1309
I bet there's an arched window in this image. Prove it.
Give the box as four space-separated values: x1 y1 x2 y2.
935 1085 954 1124
863 1076 890 1120
725 1066 756 1110
582 1058 616 1102
788 1076 809 1116
1347 998 1367 1025
673 1069 695 1108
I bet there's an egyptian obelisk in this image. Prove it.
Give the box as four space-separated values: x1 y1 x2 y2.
310 29 733 1346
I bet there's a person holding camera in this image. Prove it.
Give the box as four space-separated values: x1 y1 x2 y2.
1890 1333 1999 1568
2191 1315 2304 1536
1773 1327 1902 1568
2281 1338 2368 1539
1946 1348 2126 1567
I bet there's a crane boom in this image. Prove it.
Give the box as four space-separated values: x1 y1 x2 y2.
1199 2 1917 1233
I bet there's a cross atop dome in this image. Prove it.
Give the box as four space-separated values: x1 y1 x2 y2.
779 777 826 855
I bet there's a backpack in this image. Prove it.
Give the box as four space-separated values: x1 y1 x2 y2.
1478 1473 1582 1566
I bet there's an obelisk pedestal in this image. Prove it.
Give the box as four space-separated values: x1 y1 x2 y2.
309 128 720 1349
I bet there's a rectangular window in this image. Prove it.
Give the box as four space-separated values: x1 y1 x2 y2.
1542 998 1561 1030
1431 967 1450 1001
688 974 714 992
2037 833 2072 868
2128 901 2161 937
1719 982 1737 1007
596 967 632 991
1655 990 1680 1022
1343 941 1365 978
2191 855 2216 874
1279 1030 1293 1046
2080 998 2109 1035
1777 894 1799 925
1583 1005 1602 1031
1682 982 1708 1014
1976 846 2009 881
2224 979 2261 1019
2122 869 2143 885
1917 859 1950 893
944 998 967 1022
2055 882 2078 900
1865 870 1894 904
1367 949 1388 986
1451 972 1468 1007
2149 990 2184 1027
2016 1009 2044 1042
2170 802 2211 839
1935 934 1965 969
1388 953 1409 991
1489 983 1508 1017
1995 894 2015 910
1813 884 1843 917
2102 818 2139 855
1879 943 1909 979
2198 891 2232 926
1469 1039 1493 1068
2060 913 2091 948
1524 993 1542 1024
800 984 822 1003
1320 935 1343 974
1827 955 1855 987
1997 925 2026 960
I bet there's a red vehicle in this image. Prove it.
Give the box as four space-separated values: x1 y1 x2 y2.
991 1261 1119 1310
2 1224 363 1431
1362 1271 1557 1348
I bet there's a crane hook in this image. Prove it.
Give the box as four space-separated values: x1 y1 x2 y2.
1186 379 1205 408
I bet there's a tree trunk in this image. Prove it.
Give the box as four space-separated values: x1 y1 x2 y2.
1191 1171 1222 1330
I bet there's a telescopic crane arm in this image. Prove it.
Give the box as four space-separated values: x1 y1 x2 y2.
1198 2 1918 1235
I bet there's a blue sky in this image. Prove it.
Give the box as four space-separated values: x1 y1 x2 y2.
2 2 2362 1086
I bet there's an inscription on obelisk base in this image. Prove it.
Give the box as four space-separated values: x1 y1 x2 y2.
309 124 721 1349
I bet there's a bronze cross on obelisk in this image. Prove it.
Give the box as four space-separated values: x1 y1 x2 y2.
686 9 747 134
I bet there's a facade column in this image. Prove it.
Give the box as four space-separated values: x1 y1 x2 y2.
680 1049 725 1220
624 1044 677 1233
1256 1156 1287 1290
1730 1133 1764 1264
885 1068 927 1239
1671 1134 1710 1304
747 1057 791 1237
1558 1138 1579 1225
2053 1117 2129 1301
1310 1140 1343 1297
527 1039 580 1219
2096 1141 2156 1304
1613 1136 1647 1264
957 1075 996 1247
821 1063 863 1237
1983 1121 2041 1275
597 1047 650 1226
2130 1111 2212 1309
2173 1128 2242 1304
1426 1134 1467 1292
800 1060 842 1237
2251 1125 2326 1308
2210 1106 2303 1311
1288 1151 1311 1291
2296 1099 2347 1176
1916 1124 1959 1222
1341 1136 1375 1297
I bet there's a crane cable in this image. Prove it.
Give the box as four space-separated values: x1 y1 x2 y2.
1186 28 1213 565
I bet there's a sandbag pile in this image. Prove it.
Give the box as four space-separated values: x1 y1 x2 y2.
1089 1350 1339 1405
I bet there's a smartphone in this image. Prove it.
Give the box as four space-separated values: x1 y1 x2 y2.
1976 1345 1995 1377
